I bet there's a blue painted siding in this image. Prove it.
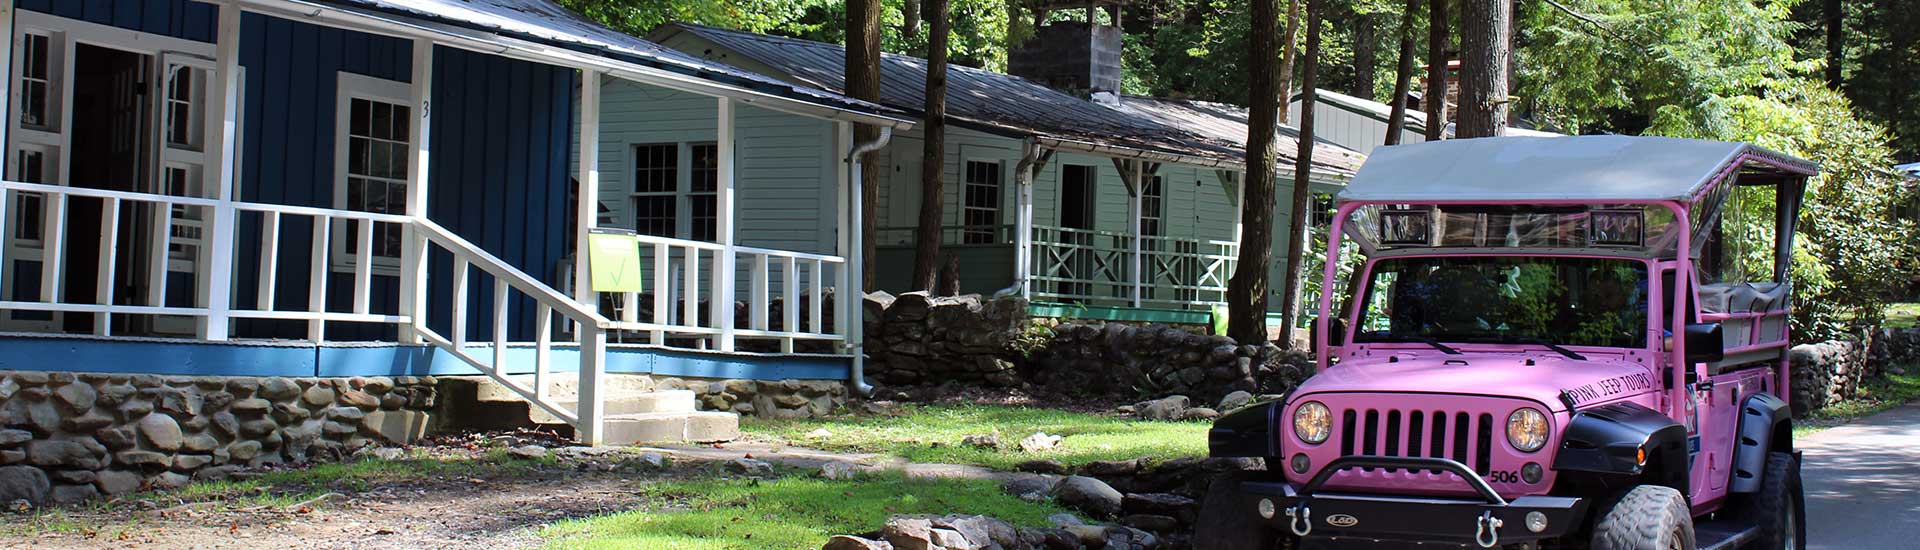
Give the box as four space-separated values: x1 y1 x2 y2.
0 336 849 380
424 46 578 342
15 0 217 43
231 13 413 341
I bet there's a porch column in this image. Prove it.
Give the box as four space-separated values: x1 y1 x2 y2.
398 38 434 344
0 3 11 178
199 2 244 340
574 69 607 446
1127 162 1144 308
711 97 736 352
573 70 602 314
1229 170 1245 244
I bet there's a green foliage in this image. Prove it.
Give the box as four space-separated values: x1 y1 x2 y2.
559 0 1011 71
541 472 1067 550
1793 371 1920 437
741 404 1210 470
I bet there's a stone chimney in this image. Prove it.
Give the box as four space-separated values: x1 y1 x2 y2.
1009 3 1126 102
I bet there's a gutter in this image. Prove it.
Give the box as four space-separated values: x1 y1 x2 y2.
844 126 894 397
242 0 916 130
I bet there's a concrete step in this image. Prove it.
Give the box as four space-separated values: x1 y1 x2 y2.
469 373 656 404
526 390 697 425
603 411 741 444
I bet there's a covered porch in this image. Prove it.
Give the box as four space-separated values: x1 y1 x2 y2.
0 0 910 445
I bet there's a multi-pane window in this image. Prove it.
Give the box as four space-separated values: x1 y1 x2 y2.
12 150 46 241
343 97 411 259
164 65 199 148
688 144 719 242
629 143 719 242
631 144 678 237
18 33 52 130
962 160 1002 244
1141 176 1165 237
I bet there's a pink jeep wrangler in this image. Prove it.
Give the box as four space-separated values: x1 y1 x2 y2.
1201 136 1818 550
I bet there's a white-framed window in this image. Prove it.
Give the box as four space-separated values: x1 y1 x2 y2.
628 142 718 241
961 159 1002 244
162 63 203 149
1141 175 1165 237
16 32 56 131
332 72 413 273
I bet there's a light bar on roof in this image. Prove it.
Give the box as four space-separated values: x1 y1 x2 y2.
1379 209 1432 245
1590 209 1645 246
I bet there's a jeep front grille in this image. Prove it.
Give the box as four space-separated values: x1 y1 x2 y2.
1337 408 1496 476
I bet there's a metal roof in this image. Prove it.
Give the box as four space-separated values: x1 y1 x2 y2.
656 23 1355 175
1339 135 1818 203
308 0 903 121
1118 96 1365 176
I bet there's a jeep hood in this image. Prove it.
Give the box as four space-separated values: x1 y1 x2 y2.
1296 354 1660 413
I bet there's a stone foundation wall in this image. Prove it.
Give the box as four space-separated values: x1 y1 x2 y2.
0 371 435 506
669 377 849 419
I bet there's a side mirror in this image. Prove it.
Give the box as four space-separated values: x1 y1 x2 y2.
1327 317 1347 346
1685 323 1724 365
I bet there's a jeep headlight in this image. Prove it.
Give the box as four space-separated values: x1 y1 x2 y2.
1293 401 1331 444
1507 407 1549 453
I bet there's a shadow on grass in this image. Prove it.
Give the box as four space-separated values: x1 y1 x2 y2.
741 404 1211 469
540 471 1067 550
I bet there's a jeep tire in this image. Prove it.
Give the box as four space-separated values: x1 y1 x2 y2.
1739 451 1806 550
1591 485 1696 550
1195 472 1286 550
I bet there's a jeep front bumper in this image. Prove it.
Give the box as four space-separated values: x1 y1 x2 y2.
1239 456 1589 547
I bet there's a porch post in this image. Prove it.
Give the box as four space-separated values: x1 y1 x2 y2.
574 69 606 446
1128 162 1144 308
199 2 244 341
1230 170 1245 244
712 97 736 352
398 38 434 344
0 2 11 178
573 70 602 315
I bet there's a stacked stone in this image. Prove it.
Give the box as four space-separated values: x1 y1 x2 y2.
1868 327 1920 369
865 292 1031 387
1028 321 1269 406
0 371 435 506
1790 340 1873 415
677 378 848 419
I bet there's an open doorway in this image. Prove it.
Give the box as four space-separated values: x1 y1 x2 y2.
59 43 153 333
1057 164 1097 299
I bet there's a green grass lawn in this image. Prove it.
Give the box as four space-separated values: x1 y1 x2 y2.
1795 371 1920 437
540 472 1066 550
1888 303 1919 329
740 404 1211 470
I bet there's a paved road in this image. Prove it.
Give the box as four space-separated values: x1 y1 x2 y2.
1801 401 1920 549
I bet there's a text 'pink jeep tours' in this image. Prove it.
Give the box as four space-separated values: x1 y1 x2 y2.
1202 136 1818 550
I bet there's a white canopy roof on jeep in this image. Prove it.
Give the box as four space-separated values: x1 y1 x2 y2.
1338 135 1818 203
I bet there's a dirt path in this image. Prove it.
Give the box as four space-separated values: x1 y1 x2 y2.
0 441 1031 550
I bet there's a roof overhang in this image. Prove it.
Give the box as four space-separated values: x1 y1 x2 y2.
233 0 916 130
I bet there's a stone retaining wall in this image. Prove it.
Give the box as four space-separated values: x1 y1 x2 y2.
0 371 434 506
865 292 1035 387
673 377 848 419
1792 327 1920 415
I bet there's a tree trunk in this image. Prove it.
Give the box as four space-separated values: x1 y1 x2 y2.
1455 0 1507 138
1277 0 1302 124
1385 0 1421 146
1277 1 1323 347
847 0 884 288
1423 0 1449 140
1229 0 1286 345
1353 12 1377 100
1824 0 1843 88
910 0 950 291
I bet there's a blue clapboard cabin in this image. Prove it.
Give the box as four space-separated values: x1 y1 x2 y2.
0 0 912 445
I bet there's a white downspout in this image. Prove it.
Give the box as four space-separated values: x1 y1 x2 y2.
846 126 892 397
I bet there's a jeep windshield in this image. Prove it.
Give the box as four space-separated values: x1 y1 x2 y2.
1353 256 1648 349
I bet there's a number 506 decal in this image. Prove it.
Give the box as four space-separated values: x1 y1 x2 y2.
1485 470 1521 483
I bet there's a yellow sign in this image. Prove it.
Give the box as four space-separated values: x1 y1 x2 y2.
587 232 643 293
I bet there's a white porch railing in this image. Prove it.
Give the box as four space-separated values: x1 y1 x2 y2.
0 180 850 444
602 233 848 354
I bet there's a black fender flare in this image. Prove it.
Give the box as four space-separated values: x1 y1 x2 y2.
1208 400 1282 458
1552 401 1691 495
1730 392 1791 493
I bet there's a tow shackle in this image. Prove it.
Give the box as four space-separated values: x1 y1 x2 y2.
1285 504 1313 537
1475 511 1504 548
